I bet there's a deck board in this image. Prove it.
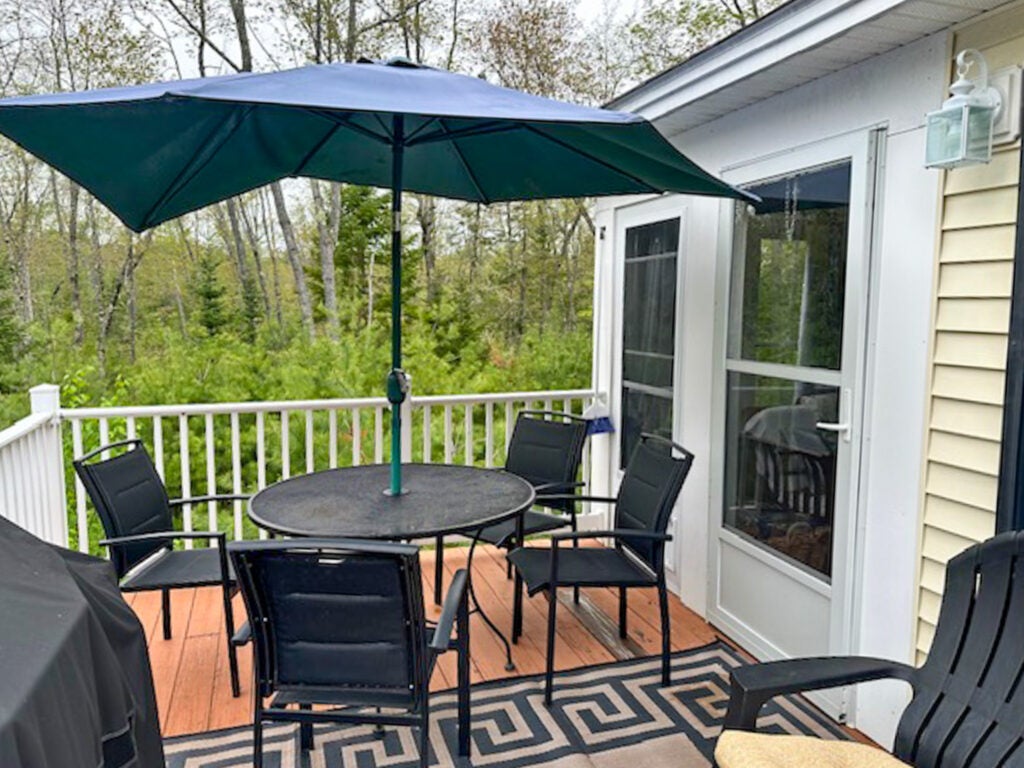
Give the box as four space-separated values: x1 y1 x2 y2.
142 544 727 738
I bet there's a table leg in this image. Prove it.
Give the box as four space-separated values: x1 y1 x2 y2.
466 527 517 672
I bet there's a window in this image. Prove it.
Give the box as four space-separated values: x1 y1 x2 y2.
621 217 679 467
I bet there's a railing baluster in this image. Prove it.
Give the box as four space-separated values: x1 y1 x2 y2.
205 413 218 539
422 406 431 463
563 397 571 415
71 419 88 553
99 418 110 457
374 407 383 464
153 417 165 480
281 411 290 480
444 405 453 463
544 398 553 413
256 411 267 540
230 412 242 541
505 401 514 452
179 414 192 549
485 402 494 468
464 404 473 466
352 408 361 466
126 416 136 440
328 410 338 469
305 409 314 473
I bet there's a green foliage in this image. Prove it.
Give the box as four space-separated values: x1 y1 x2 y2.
195 252 229 336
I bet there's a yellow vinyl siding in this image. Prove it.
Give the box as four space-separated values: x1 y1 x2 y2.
916 9 1024 664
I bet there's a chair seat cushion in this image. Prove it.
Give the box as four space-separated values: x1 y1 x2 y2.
122 547 234 591
507 545 656 595
475 510 571 547
715 731 909 768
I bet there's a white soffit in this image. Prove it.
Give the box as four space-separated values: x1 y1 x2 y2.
610 0 1016 134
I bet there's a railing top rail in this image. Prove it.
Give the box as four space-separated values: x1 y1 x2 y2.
0 413 54 449
57 389 596 420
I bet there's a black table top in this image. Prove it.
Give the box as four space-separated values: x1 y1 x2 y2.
248 463 536 539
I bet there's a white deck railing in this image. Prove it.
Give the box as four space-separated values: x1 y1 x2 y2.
0 386 67 546
0 386 595 553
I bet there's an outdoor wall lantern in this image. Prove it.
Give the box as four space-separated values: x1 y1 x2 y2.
925 49 1007 169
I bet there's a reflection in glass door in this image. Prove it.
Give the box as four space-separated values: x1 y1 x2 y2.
724 162 851 580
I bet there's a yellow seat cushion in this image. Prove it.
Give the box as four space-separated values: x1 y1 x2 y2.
715 731 909 768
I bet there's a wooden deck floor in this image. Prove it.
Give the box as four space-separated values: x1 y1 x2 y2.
128 543 724 738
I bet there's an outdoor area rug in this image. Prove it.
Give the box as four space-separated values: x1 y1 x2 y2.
164 640 851 767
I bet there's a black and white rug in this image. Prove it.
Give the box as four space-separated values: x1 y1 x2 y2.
164 641 849 767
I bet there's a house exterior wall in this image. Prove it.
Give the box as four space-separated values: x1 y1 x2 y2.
916 7 1024 664
593 33 949 745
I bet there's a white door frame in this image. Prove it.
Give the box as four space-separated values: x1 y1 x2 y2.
706 130 879 720
610 195 689 591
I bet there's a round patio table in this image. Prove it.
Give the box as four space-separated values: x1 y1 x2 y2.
248 462 535 669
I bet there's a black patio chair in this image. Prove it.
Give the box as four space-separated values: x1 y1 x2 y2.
507 433 694 705
432 409 589 604
720 530 1024 766
73 439 249 697
229 539 471 768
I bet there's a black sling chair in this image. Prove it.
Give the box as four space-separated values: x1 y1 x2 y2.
73 439 249 697
432 409 589 605
722 530 1024 766
230 539 471 768
508 433 694 705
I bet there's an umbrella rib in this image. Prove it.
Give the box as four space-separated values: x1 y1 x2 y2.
140 104 257 229
404 117 440 145
521 124 661 193
305 108 392 145
292 123 341 176
405 121 514 147
436 118 489 204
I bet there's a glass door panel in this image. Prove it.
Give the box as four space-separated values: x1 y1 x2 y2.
621 217 679 465
724 161 851 581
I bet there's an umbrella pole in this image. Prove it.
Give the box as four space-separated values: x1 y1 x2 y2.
387 115 406 496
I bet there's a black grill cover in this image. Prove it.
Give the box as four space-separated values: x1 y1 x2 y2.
0 516 164 767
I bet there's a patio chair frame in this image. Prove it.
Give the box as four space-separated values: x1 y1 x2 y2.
230 539 471 768
73 438 249 697
722 530 1024 767
508 433 694 705
433 409 589 605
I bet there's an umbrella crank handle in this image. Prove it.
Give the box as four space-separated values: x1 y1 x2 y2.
387 368 411 405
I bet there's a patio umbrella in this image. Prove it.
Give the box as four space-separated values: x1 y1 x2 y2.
0 57 752 495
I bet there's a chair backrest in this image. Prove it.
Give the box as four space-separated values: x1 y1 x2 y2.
505 410 589 514
894 531 1024 767
73 440 174 579
613 434 694 573
229 539 428 709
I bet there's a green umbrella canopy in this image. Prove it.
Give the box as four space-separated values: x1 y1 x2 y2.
0 58 751 231
0 58 752 494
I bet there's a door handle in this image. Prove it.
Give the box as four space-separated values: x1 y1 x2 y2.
815 388 852 443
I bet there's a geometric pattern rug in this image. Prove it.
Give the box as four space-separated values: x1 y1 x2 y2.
164 641 851 767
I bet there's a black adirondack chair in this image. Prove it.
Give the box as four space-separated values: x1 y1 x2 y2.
73 439 249 697
721 530 1024 766
432 409 589 604
229 539 471 768
507 433 694 705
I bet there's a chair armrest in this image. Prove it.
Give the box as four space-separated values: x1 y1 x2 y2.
169 494 251 506
430 569 468 653
100 530 227 547
535 494 616 505
723 656 917 731
551 529 672 544
533 480 586 493
231 621 252 647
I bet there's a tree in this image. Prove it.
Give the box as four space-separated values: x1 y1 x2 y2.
195 251 228 336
